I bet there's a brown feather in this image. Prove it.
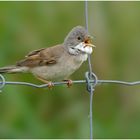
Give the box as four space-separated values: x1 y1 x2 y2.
16 44 64 67
26 48 45 57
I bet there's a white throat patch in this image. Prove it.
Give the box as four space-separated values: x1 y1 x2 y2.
69 42 93 55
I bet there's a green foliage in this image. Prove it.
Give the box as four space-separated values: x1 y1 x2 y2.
0 1 140 138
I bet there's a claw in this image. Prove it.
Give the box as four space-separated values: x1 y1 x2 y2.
63 79 73 88
36 76 54 89
47 81 54 89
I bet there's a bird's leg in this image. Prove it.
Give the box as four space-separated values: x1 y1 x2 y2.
36 76 54 89
63 79 73 88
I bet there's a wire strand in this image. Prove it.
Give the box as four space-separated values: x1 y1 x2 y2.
85 0 95 139
85 0 89 32
1 79 140 89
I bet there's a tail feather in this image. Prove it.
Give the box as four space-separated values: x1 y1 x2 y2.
0 66 28 74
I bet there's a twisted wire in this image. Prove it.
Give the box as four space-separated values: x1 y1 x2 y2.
0 74 6 92
1 74 140 90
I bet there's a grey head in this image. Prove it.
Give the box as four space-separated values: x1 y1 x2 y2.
63 26 94 55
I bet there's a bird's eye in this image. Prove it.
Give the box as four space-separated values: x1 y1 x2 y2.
77 36 81 40
71 47 75 50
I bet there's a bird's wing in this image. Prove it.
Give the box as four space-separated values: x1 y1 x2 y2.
16 45 64 67
25 48 46 57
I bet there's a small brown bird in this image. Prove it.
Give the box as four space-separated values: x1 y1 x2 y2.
0 26 95 87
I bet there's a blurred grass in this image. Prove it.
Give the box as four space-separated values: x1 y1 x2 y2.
0 1 140 138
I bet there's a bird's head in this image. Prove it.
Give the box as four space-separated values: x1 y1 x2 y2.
63 26 96 55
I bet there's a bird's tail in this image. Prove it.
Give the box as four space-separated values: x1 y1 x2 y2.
0 65 28 74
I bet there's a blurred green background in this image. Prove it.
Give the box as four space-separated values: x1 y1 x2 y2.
0 1 140 138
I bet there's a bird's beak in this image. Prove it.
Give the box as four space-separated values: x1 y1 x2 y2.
84 35 96 48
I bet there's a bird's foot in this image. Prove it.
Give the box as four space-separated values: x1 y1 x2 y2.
47 81 54 89
63 79 73 88
36 76 54 89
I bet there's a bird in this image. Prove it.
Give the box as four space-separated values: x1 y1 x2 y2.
0 26 95 88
